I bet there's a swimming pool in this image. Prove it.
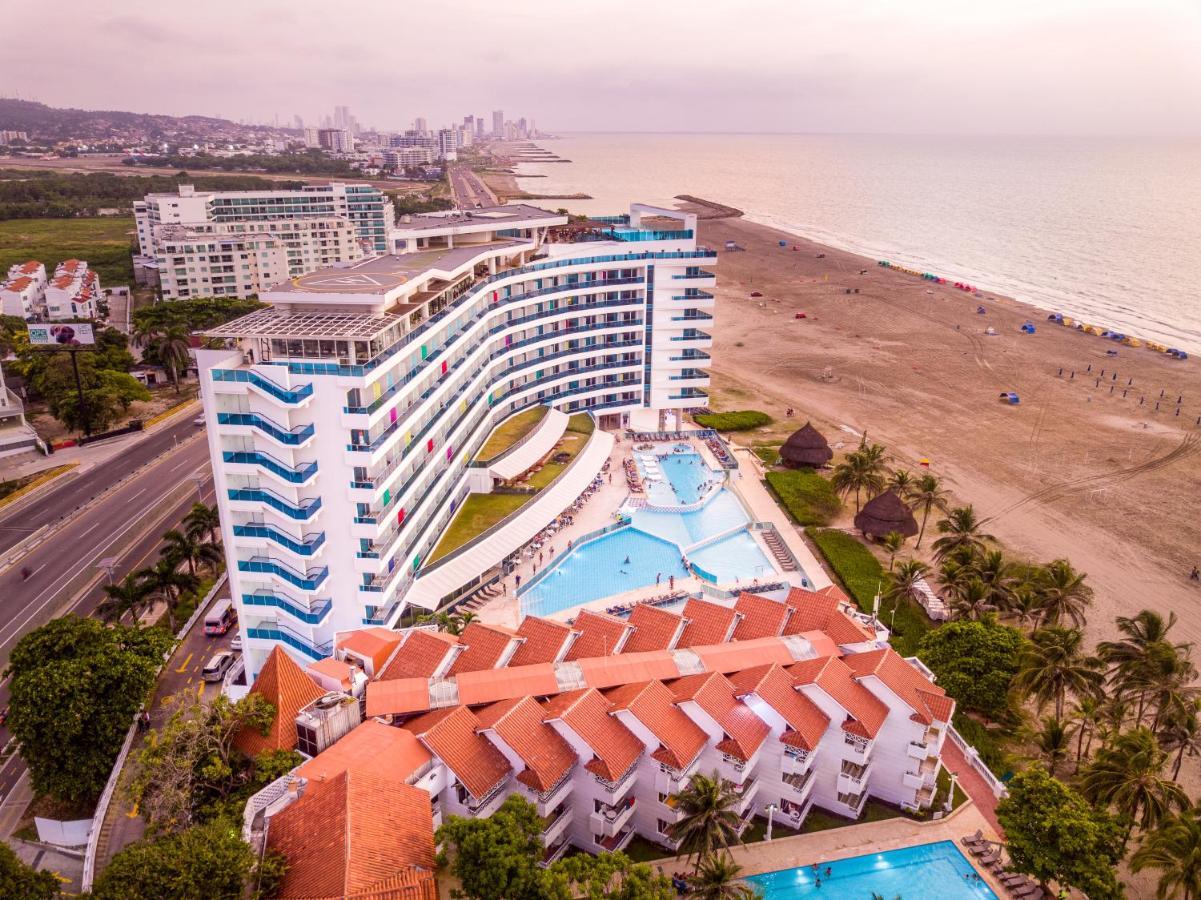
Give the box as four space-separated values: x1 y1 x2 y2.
746 840 996 899
521 445 779 616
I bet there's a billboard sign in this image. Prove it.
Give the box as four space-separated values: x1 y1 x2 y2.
27 323 95 346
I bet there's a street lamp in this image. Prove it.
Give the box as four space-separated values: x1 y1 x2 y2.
96 556 118 586
191 472 207 502
763 803 777 841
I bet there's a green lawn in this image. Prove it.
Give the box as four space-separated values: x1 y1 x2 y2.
752 443 781 466
800 800 902 834
474 406 549 462
693 409 772 431
425 493 532 564
0 217 136 288
765 469 842 527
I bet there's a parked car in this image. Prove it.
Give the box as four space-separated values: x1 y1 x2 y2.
230 636 242 652
193 414 206 426
202 651 235 682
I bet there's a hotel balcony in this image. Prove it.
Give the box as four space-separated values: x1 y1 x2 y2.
238 556 329 592
903 757 940 791
532 772 574 818
541 806 573 848
227 487 322 521
591 797 636 838
232 522 326 557
842 734 874 764
540 838 571 868
654 759 698 797
216 411 315 448
464 778 511 818
781 747 815 778
732 778 761 815
212 368 314 406
245 622 332 662
596 827 635 853
718 753 754 786
241 591 332 626
837 760 873 797
735 805 756 837
781 768 817 805
593 764 638 803
222 450 318 486
836 790 868 817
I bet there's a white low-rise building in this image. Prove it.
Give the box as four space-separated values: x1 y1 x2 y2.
1 260 47 319
45 260 101 320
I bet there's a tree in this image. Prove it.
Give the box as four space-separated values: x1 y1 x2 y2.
1100 610 1196 726
1034 559 1094 628
544 852 674 900
1160 699 1201 780
24 352 150 434
887 468 915 498
666 772 743 869
0 841 59 900
138 556 200 632
830 444 887 513
161 528 222 577
97 571 152 624
688 852 760 900
91 819 272 900
884 558 929 606
1131 804 1201 900
916 618 1024 720
881 531 905 572
995 768 1124 899
183 502 221 544
910 473 948 549
131 691 278 833
946 577 996 621
436 794 547 900
4 616 172 803
1070 695 1105 763
1079 727 1188 840
1026 716 1075 776
1011 626 1103 721
931 505 993 560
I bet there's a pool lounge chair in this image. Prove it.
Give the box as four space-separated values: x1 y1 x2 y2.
960 831 987 849
977 851 1001 866
1011 885 1043 898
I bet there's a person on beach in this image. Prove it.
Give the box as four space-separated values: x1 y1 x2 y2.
1192 566 1200 581
656 572 662 585
669 575 675 590
515 574 522 588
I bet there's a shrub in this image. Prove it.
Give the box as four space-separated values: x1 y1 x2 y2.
765 470 841 526
693 409 771 431
805 528 882 608
917 618 1025 720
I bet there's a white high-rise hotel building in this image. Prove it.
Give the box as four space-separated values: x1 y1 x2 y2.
198 204 717 676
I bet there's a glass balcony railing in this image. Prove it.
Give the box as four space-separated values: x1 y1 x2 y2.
216 412 314 446
222 450 317 484
232 522 325 556
238 556 328 591
227 487 321 521
246 623 332 661
669 331 712 342
242 591 332 625
212 368 313 404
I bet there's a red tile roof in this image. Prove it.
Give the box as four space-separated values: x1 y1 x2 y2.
456 663 559 706
668 672 769 762
730 664 830 751
4 277 32 291
843 647 955 725
732 592 792 640
297 720 433 785
782 587 875 644
542 689 642 783
510 616 574 666
235 646 326 756
403 705 511 799
791 656 889 739
448 621 518 675
476 696 576 793
676 597 740 648
268 769 436 900
339 627 404 673
308 656 356 690
365 677 431 718
622 604 685 653
565 609 632 659
18 261 41 274
605 680 707 770
379 630 458 680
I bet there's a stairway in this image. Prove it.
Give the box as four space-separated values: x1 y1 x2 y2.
761 528 799 572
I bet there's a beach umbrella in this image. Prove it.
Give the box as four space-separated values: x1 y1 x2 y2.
779 422 834 469
854 490 919 540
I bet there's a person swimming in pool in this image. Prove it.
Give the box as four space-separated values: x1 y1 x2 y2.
623 555 631 565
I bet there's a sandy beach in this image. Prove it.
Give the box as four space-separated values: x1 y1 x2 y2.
678 204 1201 647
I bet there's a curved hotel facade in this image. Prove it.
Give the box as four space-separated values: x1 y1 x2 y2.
197 203 717 676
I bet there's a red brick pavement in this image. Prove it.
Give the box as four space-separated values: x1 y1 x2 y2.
942 738 1004 835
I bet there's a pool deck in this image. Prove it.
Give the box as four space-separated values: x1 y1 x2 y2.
647 801 1008 897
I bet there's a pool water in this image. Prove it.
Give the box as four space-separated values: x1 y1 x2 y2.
520 529 689 616
521 446 779 616
747 840 996 899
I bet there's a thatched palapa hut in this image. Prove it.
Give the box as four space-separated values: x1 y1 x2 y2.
779 422 833 469
854 490 919 539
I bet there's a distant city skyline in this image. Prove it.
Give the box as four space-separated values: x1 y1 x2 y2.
5 0 1201 135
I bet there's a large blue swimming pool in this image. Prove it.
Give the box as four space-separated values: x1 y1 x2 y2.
520 447 778 616
747 840 996 899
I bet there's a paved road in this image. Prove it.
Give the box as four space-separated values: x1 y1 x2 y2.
0 415 202 556
450 163 498 208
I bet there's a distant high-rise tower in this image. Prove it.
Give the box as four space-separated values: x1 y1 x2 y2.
492 110 504 138
293 115 304 131
413 117 428 134
475 116 485 139
334 105 351 129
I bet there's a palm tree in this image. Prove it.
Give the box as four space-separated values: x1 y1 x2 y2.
1100 610 1196 726
139 557 200 632
946 578 995 621
152 326 193 394
830 448 887 514
1079 727 1188 842
885 559 929 605
887 469 915 499
1004 582 1046 630
931 506 992 561
1160 699 1201 780
161 528 222 577
183 502 221 545
973 549 1016 610
1026 716 1075 776
881 532 905 572
1033 559 1093 628
1011 626 1103 721
909 473 948 550
1131 804 1201 899
97 572 152 624
689 852 758 900
1070 695 1105 763
666 772 743 869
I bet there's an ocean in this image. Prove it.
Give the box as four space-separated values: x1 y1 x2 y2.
509 133 1201 352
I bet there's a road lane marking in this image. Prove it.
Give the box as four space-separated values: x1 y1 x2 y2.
174 652 193 673
26 564 46 579
196 681 204 698
128 488 146 501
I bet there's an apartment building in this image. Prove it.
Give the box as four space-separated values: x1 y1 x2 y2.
244 586 955 889
45 260 101 320
155 218 364 300
134 182 395 258
196 203 716 675
1 260 47 319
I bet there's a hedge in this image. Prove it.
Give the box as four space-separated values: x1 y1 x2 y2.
765 470 841 527
693 410 771 431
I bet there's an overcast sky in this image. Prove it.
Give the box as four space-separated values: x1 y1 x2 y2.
6 0 1201 134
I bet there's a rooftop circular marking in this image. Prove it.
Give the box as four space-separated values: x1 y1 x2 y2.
289 269 411 293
